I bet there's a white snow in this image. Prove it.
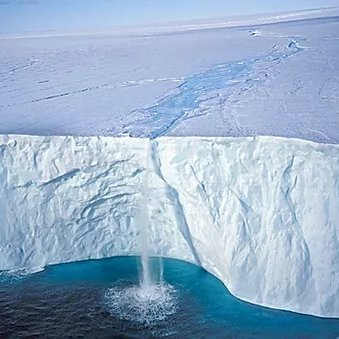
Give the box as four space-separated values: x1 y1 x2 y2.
0 134 338 318
0 9 338 142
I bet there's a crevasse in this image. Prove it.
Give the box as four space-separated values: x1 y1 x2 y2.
0 135 338 318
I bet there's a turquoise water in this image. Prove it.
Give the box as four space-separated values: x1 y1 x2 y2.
1 256 338 338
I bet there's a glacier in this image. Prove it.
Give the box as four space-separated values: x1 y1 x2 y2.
1 11 339 142
0 134 338 318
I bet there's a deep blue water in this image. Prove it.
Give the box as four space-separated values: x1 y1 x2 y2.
0 256 338 338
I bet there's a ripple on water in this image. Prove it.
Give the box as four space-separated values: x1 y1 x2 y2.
0 267 45 283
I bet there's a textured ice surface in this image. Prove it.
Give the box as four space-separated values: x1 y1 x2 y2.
0 10 339 142
0 134 338 318
122 39 304 138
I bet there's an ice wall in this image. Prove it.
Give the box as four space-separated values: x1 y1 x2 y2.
0 135 338 318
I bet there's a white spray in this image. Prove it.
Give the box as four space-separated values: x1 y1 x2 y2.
105 138 177 324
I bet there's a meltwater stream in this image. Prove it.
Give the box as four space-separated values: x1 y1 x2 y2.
122 38 305 138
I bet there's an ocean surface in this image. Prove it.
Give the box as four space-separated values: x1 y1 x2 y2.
0 256 338 338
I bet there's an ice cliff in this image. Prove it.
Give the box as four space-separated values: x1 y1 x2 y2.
0 135 338 318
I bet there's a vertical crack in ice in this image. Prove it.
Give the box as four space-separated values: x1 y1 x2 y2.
150 139 201 266
189 164 220 224
280 155 313 296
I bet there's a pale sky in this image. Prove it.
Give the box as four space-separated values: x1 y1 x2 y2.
1 0 339 34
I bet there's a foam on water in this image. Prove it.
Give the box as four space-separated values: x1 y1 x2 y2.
102 138 177 327
0 267 45 283
1 257 339 337
104 139 180 326
105 282 178 325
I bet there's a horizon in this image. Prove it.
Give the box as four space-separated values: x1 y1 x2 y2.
1 0 339 34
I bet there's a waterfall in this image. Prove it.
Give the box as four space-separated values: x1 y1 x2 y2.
140 138 152 289
105 137 177 324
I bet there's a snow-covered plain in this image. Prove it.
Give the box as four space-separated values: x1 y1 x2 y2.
0 9 339 319
0 135 338 318
0 8 339 142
